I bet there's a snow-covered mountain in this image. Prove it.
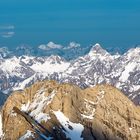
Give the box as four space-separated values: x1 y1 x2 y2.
0 43 140 105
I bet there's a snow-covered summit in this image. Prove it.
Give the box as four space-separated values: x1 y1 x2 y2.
124 47 140 60
46 55 66 64
90 43 105 53
88 43 110 59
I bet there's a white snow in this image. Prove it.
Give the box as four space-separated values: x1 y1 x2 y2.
20 55 34 64
20 88 55 123
21 101 30 112
54 110 84 140
30 61 70 74
88 43 111 60
132 94 137 100
81 113 95 120
0 114 3 138
85 90 105 105
10 110 17 117
84 99 96 105
19 130 34 140
97 90 105 101
0 57 21 74
13 74 37 90
119 62 137 82
125 47 140 60
81 100 95 120
24 88 56 122
29 91 56 116
34 112 51 123
81 91 105 120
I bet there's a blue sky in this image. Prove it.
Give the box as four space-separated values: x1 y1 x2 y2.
0 0 140 51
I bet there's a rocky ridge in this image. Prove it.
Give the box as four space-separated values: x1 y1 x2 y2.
0 80 140 140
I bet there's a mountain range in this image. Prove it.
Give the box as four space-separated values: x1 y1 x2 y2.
0 43 140 105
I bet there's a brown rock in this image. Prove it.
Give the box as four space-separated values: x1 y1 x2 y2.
1 81 140 140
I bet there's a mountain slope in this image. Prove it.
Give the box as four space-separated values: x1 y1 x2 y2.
1 80 140 140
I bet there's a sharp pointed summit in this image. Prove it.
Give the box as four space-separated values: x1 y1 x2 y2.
89 43 109 57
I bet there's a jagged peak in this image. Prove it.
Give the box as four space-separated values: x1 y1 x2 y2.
126 47 140 54
47 55 66 63
123 46 140 60
90 43 106 52
93 43 102 48
88 43 110 57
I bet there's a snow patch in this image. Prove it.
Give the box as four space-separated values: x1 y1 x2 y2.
13 74 37 90
30 60 70 74
20 88 55 123
19 130 34 140
81 91 105 120
28 88 56 122
119 62 137 82
0 57 21 74
54 110 84 140
0 114 3 138
21 101 30 112
35 112 51 123
81 113 95 120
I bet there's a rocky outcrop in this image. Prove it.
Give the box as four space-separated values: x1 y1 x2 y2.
83 86 140 140
1 80 140 140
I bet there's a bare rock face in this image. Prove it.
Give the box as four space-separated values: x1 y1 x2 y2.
1 81 140 140
83 86 140 140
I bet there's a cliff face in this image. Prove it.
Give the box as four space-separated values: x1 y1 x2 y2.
1 80 140 140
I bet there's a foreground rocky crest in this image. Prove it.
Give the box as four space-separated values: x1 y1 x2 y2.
1 80 140 140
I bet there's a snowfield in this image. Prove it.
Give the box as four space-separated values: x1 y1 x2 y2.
54 110 84 140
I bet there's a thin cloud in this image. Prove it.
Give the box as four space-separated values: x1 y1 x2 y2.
0 32 15 38
64 42 81 50
38 42 63 50
0 25 15 30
